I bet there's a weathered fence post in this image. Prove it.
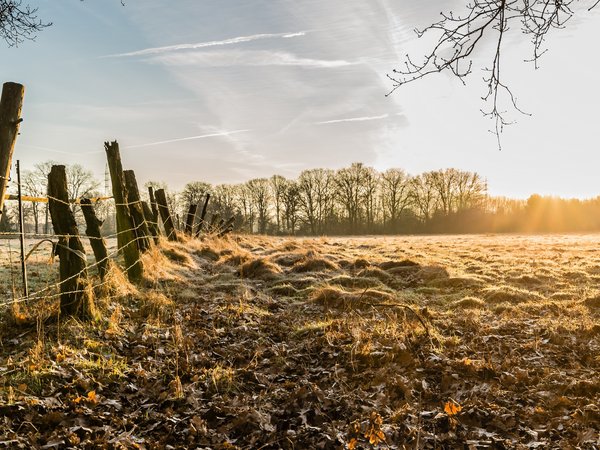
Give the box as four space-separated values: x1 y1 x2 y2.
185 203 197 235
123 170 151 252
217 217 236 237
80 198 109 280
145 186 161 240
208 213 220 233
141 201 160 243
0 82 25 215
155 188 177 241
104 141 143 282
194 193 210 237
48 165 95 318
148 186 159 222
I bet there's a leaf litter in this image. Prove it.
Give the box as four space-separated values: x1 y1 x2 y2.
0 233 599 448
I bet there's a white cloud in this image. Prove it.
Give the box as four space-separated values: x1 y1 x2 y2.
316 114 390 125
124 130 250 149
104 31 308 58
152 49 360 68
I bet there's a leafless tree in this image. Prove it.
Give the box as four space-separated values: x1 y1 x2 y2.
181 181 211 210
411 172 439 223
380 168 412 230
298 168 335 235
22 160 54 234
0 0 50 46
389 0 599 146
245 178 271 234
281 179 301 234
270 175 287 234
335 163 376 233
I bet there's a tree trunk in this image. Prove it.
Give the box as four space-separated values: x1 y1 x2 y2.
104 141 143 282
48 165 95 318
154 188 177 241
0 82 24 216
80 198 109 280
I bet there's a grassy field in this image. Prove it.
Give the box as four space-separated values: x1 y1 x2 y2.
0 233 599 448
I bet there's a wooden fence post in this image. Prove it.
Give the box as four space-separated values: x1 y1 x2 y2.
123 170 151 252
194 193 210 237
80 198 109 280
208 213 220 233
104 141 143 282
0 82 25 215
185 203 197 235
217 217 236 237
48 165 95 318
154 188 177 241
145 186 161 239
141 201 160 243
148 186 159 222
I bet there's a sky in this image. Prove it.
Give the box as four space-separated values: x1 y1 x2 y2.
0 0 598 198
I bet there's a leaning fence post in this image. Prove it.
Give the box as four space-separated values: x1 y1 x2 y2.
217 216 236 237
80 198 109 280
123 170 151 252
148 186 159 222
194 193 210 237
141 200 160 243
184 203 197 235
48 165 95 318
155 188 177 241
104 141 143 282
208 213 220 233
0 82 25 215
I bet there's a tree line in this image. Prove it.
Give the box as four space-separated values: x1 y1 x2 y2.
5 161 600 236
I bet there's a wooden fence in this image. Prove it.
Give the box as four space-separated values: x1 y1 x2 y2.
0 81 234 320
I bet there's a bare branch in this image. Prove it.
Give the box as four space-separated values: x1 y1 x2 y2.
388 0 597 148
0 0 51 46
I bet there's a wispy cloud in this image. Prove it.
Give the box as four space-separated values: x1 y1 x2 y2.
123 130 250 149
104 32 307 58
316 114 390 125
153 49 359 69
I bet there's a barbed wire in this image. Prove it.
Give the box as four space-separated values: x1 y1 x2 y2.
2 232 153 307
0 218 155 242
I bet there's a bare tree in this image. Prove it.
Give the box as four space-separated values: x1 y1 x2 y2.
411 172 439 223
298 168 335 235
380 168 412 230
0 0 51 46
66 164 100 203
181 181 211 210
22 160 54 234
270 175 287 234
335 163 375 233
281 179 301 234
245 178 271 234
389 0 599 145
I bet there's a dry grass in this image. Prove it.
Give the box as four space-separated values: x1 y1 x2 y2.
1 232 599 448
311 285 394 308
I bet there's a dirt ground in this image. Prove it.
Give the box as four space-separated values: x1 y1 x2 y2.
0 233 599 449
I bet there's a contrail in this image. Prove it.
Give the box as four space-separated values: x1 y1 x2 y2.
123 130 250 149
316 114 390 125
104 31 308 58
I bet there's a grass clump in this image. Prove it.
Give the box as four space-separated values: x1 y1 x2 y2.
453 296 485 310
291 256 339 273
239 258 282 279
311 286 393 309
484 286 544 305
